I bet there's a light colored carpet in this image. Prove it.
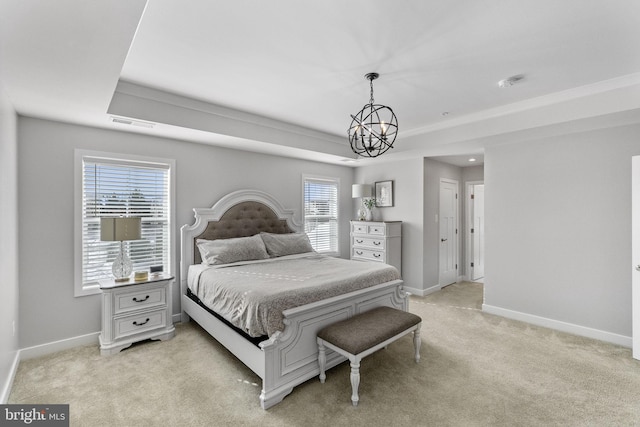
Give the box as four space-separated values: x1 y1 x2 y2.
9 282 640 426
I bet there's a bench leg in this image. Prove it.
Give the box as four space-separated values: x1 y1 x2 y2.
413 324 422 363
318 340 326 383
350 358 360 406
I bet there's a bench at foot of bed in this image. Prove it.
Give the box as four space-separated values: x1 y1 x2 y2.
316 306 422 406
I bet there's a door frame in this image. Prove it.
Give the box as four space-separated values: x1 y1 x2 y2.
439 178 460 287
631 156 640 359
466 180 484 282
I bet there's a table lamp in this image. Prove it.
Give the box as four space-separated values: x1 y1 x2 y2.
100 217 142 282
352 184 372 221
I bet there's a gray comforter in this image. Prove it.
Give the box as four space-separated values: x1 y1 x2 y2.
188 253 401 337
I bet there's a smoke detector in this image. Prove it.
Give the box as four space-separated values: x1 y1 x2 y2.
497 75 524 88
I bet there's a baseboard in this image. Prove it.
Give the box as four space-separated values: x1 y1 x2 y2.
172 313 182 324
20 332 100 361
482 304 632 348
0 351 20 404
404 284 441 297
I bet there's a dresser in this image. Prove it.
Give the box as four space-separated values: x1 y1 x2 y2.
99 274 175 355
350 221 402 275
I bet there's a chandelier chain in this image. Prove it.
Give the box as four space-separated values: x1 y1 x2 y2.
369 78 375 105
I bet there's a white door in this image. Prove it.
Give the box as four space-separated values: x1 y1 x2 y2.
439 179 458 286
631 156 640 360
472 184 485 281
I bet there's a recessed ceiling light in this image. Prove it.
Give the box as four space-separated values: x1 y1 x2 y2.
468 158 477 162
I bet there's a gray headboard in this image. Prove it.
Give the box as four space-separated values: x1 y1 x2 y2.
192 200 294 264
180 190 303 288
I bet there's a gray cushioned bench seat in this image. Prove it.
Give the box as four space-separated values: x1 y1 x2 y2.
317 306 422 406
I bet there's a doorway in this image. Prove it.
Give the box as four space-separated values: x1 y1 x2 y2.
439 178 459 286
631 156 640 360
467 182 485 282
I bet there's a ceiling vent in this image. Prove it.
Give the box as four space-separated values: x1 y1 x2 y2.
111 116 155 128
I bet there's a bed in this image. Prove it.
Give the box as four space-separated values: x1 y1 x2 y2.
180 189 408 409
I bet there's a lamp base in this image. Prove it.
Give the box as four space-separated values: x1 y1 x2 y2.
112 241 133 282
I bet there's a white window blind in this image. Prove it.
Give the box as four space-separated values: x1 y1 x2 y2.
303 177 339 254
81 156 171 289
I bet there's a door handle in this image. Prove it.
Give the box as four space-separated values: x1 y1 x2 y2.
441 238 447 242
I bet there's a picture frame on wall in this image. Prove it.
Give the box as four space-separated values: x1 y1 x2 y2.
375 180 394 207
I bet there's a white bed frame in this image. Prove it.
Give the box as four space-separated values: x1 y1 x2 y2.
180 189 407 409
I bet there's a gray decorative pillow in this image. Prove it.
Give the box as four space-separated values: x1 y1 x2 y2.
196 235 269 265
260 232 314 257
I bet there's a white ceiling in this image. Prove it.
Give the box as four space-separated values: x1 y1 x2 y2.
2 0 640 166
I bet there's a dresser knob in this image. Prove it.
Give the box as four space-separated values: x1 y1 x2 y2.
132 295 150 303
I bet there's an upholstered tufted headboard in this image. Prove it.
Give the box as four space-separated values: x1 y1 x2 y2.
192 201 294 264
180 190 302 284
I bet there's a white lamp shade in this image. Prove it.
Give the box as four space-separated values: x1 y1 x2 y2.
100 217 142 241
352 184 372 198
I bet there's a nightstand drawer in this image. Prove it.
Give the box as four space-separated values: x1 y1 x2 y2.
352 236 385 249
115 287 166 314
352 248 385 262
115 310 167 339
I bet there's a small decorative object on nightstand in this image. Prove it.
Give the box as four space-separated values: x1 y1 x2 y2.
350 221 402 275
99 273 175 355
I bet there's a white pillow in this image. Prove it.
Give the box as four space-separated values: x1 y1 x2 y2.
260 232 314 257
196 235 269 265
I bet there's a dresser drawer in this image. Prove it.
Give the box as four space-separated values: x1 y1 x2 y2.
114 287 166 314
352 236 385 250
114 310 167 339
352 248 386 263
367 224 385 235
352 223 368 234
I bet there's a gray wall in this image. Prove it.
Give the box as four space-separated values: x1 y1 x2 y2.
354 158 424 293
17 117 355 349
0 83 18 402
484 123 640 339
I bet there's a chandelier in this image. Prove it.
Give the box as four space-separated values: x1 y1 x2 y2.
348 72 398 158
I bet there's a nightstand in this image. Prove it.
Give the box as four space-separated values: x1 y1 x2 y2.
99 274 175 355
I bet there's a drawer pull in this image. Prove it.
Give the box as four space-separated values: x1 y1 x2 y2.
373 241 381 246
132 295 150 303
373 253 381 258
133 318 150 326
356 250 363 255
356 239 364 243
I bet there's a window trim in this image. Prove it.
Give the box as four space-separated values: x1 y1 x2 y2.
74 149 176 297
302 174 340 257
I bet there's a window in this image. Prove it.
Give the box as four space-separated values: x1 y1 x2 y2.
75 151 174 296
303 176 339 255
